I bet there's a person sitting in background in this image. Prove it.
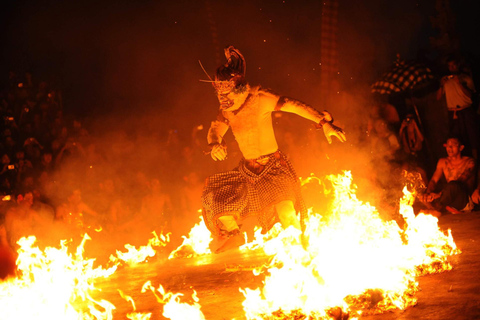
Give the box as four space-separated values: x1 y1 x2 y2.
139 178 172 230
418 137 475 217
4 192 43 248
55 188 98 230
370 119 401 163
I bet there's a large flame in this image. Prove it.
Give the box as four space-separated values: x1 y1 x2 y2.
241 171 459 319
0 234 117 319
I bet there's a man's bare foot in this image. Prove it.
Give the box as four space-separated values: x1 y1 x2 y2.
215 232 244 254
446 206 463 215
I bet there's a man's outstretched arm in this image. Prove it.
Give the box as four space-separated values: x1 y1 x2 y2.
275 95 346 143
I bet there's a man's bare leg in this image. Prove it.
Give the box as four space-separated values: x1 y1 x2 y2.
275 200 307 248
215 215 245 253
275 200 301 230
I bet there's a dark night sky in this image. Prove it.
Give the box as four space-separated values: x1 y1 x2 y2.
1 0 478 133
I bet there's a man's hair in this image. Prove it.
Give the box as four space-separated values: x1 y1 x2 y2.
445 135 463 145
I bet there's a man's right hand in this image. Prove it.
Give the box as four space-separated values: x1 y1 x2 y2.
322 122 346 144
211 143 227 161
419 192 440 203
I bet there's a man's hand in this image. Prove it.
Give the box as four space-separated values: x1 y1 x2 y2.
211 143 227 161
322 122 346 144
419 192 440 203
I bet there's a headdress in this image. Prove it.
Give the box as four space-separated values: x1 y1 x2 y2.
199 46 247 92
214 46 246 86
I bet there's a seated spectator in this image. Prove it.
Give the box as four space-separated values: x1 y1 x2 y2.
4 192 44 248
0 154 16 194
54 138 86 168
23 137 43 166
418 137 475 216
55 188 98 230
37 150 54 175
31 188 55 222
370 119 401 162
139 178 172 230
95 178 131 231
12 149 34 188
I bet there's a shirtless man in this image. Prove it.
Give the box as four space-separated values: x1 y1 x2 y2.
201 46 346 253
418 137 475 217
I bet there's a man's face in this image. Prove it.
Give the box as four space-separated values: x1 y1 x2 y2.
214 81 236 109
444 139 463 157
43 153 52 164
447 61 459 74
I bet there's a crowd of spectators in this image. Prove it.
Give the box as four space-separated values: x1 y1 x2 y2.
0 70 212 261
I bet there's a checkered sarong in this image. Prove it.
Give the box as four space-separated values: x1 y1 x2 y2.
201 150 307 236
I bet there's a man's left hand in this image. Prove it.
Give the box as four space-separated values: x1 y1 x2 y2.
322 122 346 144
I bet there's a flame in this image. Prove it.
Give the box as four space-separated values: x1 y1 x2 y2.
241 171 459 319
0 234 117 319
141 280 206 320
168 214 212 259
118 289 152 320
110 231 170 266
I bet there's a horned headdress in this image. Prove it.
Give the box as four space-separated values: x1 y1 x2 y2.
215 46 246 83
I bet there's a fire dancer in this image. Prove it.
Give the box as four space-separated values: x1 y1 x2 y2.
201 46 346 253
418 137 475 216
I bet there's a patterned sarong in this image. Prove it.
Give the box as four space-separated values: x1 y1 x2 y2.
201 150 307 236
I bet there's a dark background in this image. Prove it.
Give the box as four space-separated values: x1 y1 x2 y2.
1 0 478 135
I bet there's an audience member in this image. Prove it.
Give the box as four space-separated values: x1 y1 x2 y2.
55 188 98 230
418 137 475 217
